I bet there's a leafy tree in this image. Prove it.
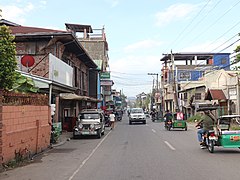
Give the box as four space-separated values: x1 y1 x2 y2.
232 33 240 70
11 75 39 93
0 25 19 90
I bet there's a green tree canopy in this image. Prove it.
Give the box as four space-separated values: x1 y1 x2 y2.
232 34 240 70
0 25 19 90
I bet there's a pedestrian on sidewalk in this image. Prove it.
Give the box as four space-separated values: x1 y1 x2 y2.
109 112 115 130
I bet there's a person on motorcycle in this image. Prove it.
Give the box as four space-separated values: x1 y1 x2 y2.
164 110 173 127
195 110 215 145
150 109 156 121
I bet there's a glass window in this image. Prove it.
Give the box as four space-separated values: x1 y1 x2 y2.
81 113 100 119
195 93 201 100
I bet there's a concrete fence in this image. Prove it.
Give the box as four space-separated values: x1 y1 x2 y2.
0 90 51 164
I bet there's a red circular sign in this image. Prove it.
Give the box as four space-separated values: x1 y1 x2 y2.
21 55 35 67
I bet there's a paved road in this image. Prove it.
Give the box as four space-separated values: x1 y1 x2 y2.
1 114 240 180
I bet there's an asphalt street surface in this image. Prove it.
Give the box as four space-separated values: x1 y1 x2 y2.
1 113 240 180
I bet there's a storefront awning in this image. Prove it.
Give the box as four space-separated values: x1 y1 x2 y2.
60 93 102 102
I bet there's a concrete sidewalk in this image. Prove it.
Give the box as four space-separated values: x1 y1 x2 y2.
52 131 73 147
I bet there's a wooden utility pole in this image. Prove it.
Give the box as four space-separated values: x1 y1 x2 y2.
171 50 179 112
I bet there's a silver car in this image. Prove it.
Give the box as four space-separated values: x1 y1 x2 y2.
129 108 146 125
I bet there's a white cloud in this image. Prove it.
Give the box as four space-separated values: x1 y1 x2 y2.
155 3 198 27
40 1 47 5
1 5 27 24
181 38 236 53
124 39 162 53
0 2 42 25
104 0 119 7
110 54 161 77
26 2 34 11
110 54 162 97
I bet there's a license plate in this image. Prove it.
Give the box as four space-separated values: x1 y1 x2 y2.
177 123 182 126
209 136 217 140
81 131 97 135
81 131 90 135
74 131 81 135
230 136 240 141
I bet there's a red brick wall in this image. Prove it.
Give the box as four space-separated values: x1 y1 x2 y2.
0 105 51 164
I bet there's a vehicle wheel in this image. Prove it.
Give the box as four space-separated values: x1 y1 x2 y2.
143 120 146 124
101 128 105 135
129 121 132 125
185 126 188 131
208 140 214 153
73 132 76 139
167 126 171 131
97 130 102 139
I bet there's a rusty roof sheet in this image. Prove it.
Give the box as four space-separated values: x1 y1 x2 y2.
9 25 67 34
205 89 226 100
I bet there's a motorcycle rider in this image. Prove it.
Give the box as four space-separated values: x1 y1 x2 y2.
164 110 173 127
195 110 215 145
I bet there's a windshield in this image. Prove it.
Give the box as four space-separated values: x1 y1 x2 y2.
80 113 100 119
131 109 143 113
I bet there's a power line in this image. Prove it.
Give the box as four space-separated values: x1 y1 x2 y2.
179 0 223 47
163 0 212 52
111 71 151 76
207 21 240 52
184 0 240 48
174 35 240 88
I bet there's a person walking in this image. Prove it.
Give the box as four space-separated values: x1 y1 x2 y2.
109 112 115 130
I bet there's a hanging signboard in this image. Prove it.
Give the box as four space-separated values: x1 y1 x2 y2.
100 72 110 79
100 80 113 86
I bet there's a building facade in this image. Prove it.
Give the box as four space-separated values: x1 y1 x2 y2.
1 19 100 132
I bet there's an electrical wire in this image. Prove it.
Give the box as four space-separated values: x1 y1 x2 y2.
184 0 240 48
163 0 212 53
174 34 240 88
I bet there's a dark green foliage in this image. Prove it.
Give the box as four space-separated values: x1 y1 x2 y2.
0 25 18 90
11 75 39 93
187 113 202 122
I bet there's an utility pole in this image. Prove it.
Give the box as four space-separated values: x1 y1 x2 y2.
148 73 159 92
148 73 159 118
171 50 179 112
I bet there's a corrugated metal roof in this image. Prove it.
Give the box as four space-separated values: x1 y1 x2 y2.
65 23 93 33
9 25 67 34
205 89 226 100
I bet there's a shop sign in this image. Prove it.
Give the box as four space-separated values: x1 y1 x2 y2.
100 72 110 79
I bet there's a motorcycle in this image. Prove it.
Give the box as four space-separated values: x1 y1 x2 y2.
116 114 122 121
200 130 218 153
196 121 218 152
165 120 172 131
104 114 110 127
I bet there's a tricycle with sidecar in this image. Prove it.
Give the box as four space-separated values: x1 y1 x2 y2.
196 107 240 153
164 112 187 131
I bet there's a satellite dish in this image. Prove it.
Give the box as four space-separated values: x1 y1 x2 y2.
21 55 35 67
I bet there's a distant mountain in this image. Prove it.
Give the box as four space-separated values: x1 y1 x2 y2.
127 97 136 101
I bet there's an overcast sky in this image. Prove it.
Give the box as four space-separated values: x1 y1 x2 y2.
1 0 240 97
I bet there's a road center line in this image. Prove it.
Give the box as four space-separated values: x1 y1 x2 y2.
152 129 156 133
68 130 111 180
164 141 176 151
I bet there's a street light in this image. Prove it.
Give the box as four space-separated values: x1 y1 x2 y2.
147 73 158 92
148 73 159 119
